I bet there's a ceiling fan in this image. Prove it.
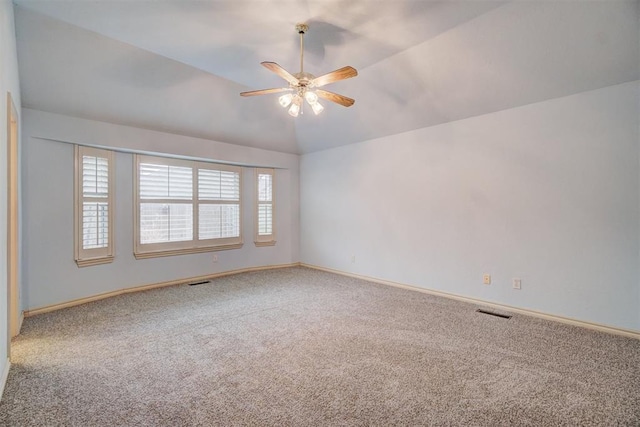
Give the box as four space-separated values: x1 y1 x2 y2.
240 23 358 117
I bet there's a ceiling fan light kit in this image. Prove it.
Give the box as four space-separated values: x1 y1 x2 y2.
240 23 357 117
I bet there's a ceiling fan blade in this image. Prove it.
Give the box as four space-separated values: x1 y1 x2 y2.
240 88 291 97
312 66 358 88
315 89 355 107
261 62 299 85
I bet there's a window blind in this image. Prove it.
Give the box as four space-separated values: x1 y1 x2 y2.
139 162 194 244
135 155 243 257
255 169 275 245
82 155 109 249
198 168 241 241
257 173 272 235
75 146 114 266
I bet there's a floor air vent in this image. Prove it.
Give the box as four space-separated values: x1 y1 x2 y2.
188 280 211 287
476 309 512 319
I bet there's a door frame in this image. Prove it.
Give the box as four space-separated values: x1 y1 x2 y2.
6 92 20 358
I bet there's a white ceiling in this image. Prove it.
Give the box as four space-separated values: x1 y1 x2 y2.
14 0 639 154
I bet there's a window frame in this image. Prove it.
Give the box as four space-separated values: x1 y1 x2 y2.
133 154 243 259
74 145 115 267
254 168 276 246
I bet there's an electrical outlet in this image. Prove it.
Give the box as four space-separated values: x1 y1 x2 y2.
213 254 218 263
512 278 521 290
483 274 491 285
351 255 355 263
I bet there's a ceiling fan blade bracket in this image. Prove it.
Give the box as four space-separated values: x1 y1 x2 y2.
261 62 299 86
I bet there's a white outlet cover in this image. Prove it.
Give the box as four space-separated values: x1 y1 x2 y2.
483 274 491 285
513 278 522 290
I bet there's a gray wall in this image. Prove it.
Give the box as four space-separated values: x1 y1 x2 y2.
18 84 640 332
21 109 299 311
300 81 640 331
0 0 22 380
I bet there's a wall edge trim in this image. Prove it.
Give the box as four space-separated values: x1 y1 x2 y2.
0 358 10 401
300 263 640 340
17 312 23 336
24 263 300 317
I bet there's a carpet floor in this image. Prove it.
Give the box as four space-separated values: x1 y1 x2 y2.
1 267 639 426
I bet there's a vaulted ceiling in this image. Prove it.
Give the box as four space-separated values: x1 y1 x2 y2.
14 0 639 154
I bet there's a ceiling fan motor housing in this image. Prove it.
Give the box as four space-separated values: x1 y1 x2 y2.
294 72 315 87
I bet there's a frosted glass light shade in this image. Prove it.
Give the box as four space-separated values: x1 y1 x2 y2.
288 102 300 117
304 91 318 104
311 101 324 115
279 94 293 108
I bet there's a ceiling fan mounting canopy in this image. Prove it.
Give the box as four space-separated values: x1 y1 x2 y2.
240 23 358 116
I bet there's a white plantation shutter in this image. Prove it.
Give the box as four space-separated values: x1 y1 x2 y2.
255 168 275 245
139 203 193 244
75 146 114 266
258 204 272 235
82 155 109 249
82 202 109 249
139 163 192 199
198 168 241 241
134 155 242 258
139 162 193 244
257 173 272 234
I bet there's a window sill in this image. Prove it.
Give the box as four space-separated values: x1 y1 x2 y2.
134 243 243 260
76 256 114 267
254 240 276 247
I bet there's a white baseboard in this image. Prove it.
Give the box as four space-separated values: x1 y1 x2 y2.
24 263 300 317
301 263 640 340
0 358 10 401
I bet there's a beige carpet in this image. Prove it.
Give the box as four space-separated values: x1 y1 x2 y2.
1 267 639 426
